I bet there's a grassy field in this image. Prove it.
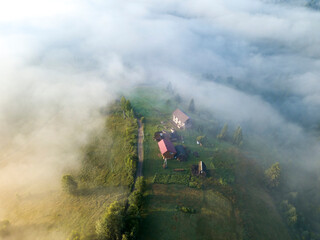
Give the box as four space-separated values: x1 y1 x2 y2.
130 86 291 240
1 101 138 240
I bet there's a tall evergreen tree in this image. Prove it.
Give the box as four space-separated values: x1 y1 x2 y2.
217 124 228 140
166 82 174 93
120 96 126 111
188 98 195 113
232 126 243 146
265 162 281 188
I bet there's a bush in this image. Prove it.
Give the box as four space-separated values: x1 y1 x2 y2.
265 162 281 188
280 200 298 227
167 174 190 185
61 175 78 194
96 201 125 240
153 174 190 185
188 181 201 189
153 174 170 184
135 177 146 193
67 231 81 240
0 220 10 237
176 206 196 214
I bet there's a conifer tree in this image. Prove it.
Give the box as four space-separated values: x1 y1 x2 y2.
188 98 195 113
232 126 243 146
217 124 228 140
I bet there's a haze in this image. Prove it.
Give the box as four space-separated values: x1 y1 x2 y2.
0 0 319 239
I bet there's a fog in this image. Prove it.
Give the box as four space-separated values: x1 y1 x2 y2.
0 0 320 238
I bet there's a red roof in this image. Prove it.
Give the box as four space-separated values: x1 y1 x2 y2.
158 139 176 155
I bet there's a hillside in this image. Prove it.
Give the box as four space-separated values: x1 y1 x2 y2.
0 101 138 240
130 86 291 240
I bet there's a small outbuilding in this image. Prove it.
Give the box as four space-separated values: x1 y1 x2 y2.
172 109 192 129
158 139 177 159
198 161 207 177
191 161 207 177
175 145 187 162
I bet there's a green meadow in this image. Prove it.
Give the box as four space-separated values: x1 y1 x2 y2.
130 86 291 240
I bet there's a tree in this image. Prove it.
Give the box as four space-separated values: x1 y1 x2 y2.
217 124 228 140
166 82 174 93
196 135 208 146
188 98 195 113
174 94 182 103
280 200 298 226
0 220 10 237
61 175 78 194
265 162 281 188
120 96 127 110
67 231 81 240
96 201 125 240
232 126 243 146
125 100 132 112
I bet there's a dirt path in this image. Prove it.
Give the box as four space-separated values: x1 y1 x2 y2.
137 119 144 177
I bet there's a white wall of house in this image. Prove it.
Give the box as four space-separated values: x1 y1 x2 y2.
173 115 185 128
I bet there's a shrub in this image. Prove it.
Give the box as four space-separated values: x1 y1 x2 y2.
176 206 196 214
61 175 78 194
67 231 81 240
0 220 10 237
96 201 125 240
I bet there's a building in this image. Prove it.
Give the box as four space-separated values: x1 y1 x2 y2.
158 139 177 159
198 161 207 177
172 109 191 129
191 161 207 177
175 145 187 161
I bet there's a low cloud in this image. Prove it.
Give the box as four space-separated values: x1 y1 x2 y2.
0 0 319 237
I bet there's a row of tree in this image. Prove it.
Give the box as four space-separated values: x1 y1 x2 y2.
121 96 134 118
216 123 243 146
96 177 146 240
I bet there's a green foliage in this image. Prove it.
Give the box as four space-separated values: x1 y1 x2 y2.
62 175 78 194
120 96 134 118
176 206 196 214
96 201 126 240
188 181 202 189
217 124 228 140
264 162 281 188
153 173 190 185
188 98 195 112
80 100 138 188
121 96 127 110
0 220 10 237
196 135 208 146
67 231 81 240
134 177 146 193
232 126 243 146
281 200 298 227
211 150 236 185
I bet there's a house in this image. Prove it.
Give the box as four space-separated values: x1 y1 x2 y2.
158 139 177 159
172 109 191 129
175 145 187 161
